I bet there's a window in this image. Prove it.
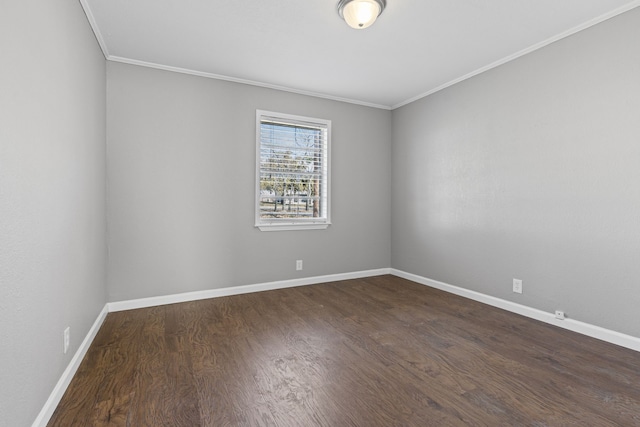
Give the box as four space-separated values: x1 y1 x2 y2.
256 110 331 231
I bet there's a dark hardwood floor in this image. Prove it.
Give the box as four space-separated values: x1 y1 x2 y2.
48 275 640 426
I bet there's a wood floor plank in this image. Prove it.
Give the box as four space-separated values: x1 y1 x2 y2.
48 275 640 426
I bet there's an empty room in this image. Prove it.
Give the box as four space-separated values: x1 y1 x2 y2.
2 0 640 425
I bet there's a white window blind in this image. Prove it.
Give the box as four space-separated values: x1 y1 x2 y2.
255 110 331 231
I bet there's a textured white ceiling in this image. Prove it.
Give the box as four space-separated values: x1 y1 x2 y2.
81 0 640 109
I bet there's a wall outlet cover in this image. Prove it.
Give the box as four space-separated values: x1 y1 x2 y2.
63 327 70 354
513 278 523 294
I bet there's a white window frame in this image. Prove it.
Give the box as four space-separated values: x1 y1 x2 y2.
255 110 331 231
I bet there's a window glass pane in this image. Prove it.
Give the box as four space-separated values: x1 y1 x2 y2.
256 111 330 230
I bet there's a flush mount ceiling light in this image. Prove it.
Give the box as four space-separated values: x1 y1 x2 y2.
337 0 386 30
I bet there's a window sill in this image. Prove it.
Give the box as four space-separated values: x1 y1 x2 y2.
256 223 330 232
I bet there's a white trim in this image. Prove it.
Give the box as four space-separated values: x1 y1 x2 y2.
31 305 109 427
79 0 110 59
255 110 332 231
108 268 392 312
257 223 330 232
32 269 390 425
390 269 640 353
107 56 391 110
32 267 640 425
391 1 640 109
79 0 640 111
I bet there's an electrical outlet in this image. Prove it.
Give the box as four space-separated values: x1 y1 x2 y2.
513 278 523 294
296 260 303 271
555 310 566 320
63 327 70 354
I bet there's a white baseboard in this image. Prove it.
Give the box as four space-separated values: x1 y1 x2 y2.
107 268 392 312
34 266 639 426
31 304 109 427
33 268 391 426
391 269 640 353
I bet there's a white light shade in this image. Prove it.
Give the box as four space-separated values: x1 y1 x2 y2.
341 0 382 29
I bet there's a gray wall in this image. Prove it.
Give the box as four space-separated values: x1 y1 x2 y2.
392 9 640 337
106 62 391 302
3 3 638 424
0 0 106 425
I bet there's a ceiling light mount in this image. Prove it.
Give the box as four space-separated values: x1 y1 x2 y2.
337 0 386 30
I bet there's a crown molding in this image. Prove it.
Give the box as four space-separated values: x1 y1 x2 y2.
392 1 640 109
107 56 392 110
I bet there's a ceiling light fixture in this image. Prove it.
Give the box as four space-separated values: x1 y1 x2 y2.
337 0 386 30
